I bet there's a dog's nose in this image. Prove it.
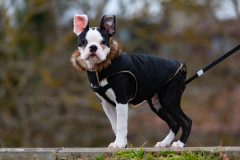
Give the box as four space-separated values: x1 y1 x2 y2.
89 45 98 52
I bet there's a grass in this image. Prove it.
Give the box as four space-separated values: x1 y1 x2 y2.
95 148 223 160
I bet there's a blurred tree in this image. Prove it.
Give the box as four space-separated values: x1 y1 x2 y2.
231 0 240 19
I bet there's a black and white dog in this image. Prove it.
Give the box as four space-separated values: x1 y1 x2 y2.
71 14 192 149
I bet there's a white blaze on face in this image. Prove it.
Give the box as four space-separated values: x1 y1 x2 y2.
79 28 110 65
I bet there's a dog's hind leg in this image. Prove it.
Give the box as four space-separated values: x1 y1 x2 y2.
166 108 192 148
159 72 192 148
148 96 180 148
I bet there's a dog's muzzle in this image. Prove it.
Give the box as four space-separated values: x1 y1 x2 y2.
89 45 98 53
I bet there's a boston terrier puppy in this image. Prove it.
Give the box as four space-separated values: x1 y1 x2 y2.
71 14 192 149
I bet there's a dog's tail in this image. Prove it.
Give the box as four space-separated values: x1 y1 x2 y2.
185 44 240 85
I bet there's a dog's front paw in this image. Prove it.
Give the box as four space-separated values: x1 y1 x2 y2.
154 141 171 148
171 140 185 148
108 141 127 149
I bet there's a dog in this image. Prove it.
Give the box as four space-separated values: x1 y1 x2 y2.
71 14 192 149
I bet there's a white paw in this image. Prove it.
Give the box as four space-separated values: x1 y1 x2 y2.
154 141 171 148
108 141 127 149
171 140 185 148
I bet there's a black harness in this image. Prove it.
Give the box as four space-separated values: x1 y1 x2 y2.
87 53 182 106
87 71 116 106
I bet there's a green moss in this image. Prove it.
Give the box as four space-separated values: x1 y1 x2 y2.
114 148 145 160
95 149 222 160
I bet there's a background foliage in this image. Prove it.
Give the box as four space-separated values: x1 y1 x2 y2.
0 0 239 147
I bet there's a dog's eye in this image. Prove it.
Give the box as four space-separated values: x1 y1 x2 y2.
78 39 87 46
101 40 108 45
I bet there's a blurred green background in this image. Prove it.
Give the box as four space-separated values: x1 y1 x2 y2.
0 0 239 147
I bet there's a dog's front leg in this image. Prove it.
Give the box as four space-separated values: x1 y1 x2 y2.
96 92 117 135
108 103 128 149
101 100 117 135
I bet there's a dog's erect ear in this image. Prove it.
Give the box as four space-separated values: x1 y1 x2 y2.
73 14 89 35
100 15 116 36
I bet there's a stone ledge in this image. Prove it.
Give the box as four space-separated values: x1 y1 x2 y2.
0 147 239 159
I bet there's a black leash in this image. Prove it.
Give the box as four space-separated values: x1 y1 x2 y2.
185 44 240 84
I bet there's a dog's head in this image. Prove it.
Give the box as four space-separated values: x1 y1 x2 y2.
72 14 118 70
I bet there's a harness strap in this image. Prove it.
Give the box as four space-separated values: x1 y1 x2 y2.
91 83 116 106
87 71 100 87
87 70 116 106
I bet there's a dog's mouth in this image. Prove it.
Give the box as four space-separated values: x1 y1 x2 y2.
88 53 97 58
86 52 102 62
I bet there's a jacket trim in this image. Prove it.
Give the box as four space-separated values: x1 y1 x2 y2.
103 70 138 104
160 62 185 87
